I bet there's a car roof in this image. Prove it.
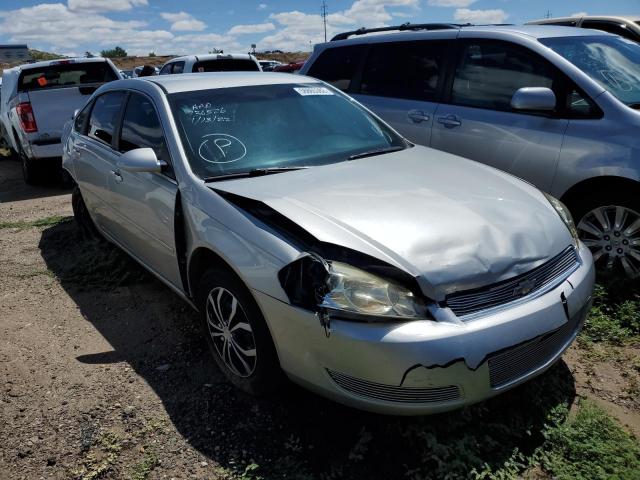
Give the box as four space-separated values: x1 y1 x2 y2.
14 57 112 71
144 71 318 94
529 15 640 23
167 53 256 62
326 24 612 46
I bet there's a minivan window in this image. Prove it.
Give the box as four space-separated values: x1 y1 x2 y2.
451 41 555 111
18 62 117 92
541 35 640 107
360 41 446 101
169 83 406 180
306 45 366 91
87 91 125 146
192 59 259 72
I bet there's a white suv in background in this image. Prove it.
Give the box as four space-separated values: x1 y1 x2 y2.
159 54 261 75
301 24 640 278
528 15 640 43
1 57 121 183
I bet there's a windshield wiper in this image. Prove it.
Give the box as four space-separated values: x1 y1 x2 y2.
347 145 406 160
203 166 308 182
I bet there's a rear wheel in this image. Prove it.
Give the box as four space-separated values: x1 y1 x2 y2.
571 190 640 279
196 268 283 395
20 148 38 185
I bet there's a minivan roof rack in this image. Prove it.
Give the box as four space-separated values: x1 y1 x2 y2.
330 22 515 41
331 23 460 41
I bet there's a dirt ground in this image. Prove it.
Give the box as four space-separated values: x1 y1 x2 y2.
0 157 638 480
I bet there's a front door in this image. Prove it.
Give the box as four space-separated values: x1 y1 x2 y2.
430 39 568 192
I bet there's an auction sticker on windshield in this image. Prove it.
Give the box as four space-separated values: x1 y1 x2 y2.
293 87 333 96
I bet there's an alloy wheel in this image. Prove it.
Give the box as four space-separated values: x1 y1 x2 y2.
577 205 640 278
205 287 257 377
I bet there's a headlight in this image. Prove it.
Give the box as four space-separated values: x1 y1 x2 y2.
544 192 578 241
320 261 425 318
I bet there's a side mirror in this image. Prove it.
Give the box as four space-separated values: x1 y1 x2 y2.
117 148 165 173
511 87 556 112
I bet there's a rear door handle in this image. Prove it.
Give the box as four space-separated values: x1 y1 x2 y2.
407 110 430 123
437 115 462 128
111 169 123 184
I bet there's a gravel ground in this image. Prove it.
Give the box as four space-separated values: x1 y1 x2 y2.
1 156 638 480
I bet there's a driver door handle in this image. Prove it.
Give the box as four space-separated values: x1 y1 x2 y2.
111 169 123 184
437 115 462 128
407 110 430 123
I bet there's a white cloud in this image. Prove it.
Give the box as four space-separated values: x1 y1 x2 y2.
454 8 508 24
571 12 588 17
258 3 268 10
427 0 476 7
228 23 275 35
160 11 206 31
68 0 148 13
259 0 419 51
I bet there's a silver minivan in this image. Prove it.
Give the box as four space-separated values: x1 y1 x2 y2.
301 24 640 278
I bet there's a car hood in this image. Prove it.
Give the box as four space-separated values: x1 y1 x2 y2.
211 146 573 300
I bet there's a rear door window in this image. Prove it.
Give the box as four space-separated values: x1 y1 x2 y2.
306 45 366 91
192 59 259 72
359 41 447 101
87 91 125 146
18 62 117 91
450 40 555 111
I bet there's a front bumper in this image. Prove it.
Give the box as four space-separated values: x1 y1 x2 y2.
255 243 595 415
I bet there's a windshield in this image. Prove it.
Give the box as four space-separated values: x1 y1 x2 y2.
169 83 406 180
18 62 117 91
540 35 640 106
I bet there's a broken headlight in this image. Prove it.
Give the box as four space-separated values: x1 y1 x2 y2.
544 192 578 241
320 262 424 318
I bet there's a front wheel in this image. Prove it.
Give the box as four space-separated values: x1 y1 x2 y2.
572 191 640 279
196 268 283 395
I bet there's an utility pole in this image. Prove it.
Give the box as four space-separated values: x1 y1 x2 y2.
321 1 328 43
544 10 552 19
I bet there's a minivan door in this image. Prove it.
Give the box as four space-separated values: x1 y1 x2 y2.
431 39 568 192
350 40 451 146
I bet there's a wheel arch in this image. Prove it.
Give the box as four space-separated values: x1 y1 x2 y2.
560 175 640 213
187 246 248 302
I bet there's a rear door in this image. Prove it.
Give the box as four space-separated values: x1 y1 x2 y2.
108 92 181 288
351 40 451 146
74 90 126 233
21 61 119 143
430 39 568 191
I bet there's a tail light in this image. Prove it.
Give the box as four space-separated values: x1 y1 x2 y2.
16 102 38 133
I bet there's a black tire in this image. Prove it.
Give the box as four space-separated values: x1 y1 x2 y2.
71 187 99 239
569 189 640 279
196 268 283 395
19 145 38 185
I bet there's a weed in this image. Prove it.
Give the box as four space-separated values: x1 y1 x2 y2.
581 283 640 345
128 450 159 480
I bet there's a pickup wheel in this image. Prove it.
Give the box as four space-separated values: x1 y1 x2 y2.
71 187 99 238
196 268 283 396
19 146 38 185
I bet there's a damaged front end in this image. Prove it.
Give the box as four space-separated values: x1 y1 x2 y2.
278 251 433 335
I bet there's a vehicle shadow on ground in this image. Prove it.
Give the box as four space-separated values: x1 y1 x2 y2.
0 156 70 203
39 221 577 479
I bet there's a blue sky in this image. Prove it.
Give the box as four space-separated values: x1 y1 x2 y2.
0 0 638 56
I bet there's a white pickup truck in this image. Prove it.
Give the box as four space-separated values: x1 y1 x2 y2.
0 57 121 184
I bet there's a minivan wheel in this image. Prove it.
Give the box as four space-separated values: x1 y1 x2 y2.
71 187 99 238
572 192 640 279
196 268 283 395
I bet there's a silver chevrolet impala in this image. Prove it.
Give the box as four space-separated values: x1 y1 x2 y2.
62 73 595 415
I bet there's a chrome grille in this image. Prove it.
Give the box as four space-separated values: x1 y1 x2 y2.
327 369 461 404
446 247 579 318
488 309 581 388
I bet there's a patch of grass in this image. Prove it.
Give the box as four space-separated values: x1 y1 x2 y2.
475 400 640 480
128 450 159 480
0 215 72 230
73 431 122 480
581 283 640 345
537 400 640 480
